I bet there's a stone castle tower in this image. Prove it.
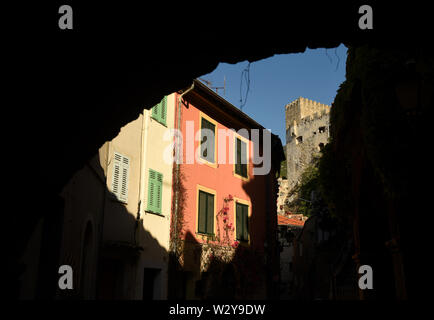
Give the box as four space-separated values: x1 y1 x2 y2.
285 97 330 191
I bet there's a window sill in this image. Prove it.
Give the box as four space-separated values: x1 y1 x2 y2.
233 171 249 182
198 157 218 169
150 117 167 127
145 210 165 217
109 195 128 205
196 233 215 241
235 239 250 247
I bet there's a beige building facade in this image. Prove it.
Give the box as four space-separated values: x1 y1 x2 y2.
56 93 176 299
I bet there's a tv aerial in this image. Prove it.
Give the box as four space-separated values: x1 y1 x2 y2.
199 77 226 96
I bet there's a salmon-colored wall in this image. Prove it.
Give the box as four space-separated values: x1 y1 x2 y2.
174 93 267 251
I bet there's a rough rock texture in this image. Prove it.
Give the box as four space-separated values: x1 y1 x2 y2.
286 97 330 190
277 178 289 215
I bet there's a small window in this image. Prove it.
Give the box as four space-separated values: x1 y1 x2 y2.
151 96 167 125
318 143 325 151
235 137 248 178
147 169 163 215
296 136 303 143
318 126 326 133
198 190 214 235
200 117 216 163
111 152 130 203
236 202 249 242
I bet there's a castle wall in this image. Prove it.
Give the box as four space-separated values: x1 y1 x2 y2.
285 98 330 191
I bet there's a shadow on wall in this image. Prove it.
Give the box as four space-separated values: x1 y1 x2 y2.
167 133 283 300
167 166 265 299
240 143 281 299
18 152 169 300
169 229 268 300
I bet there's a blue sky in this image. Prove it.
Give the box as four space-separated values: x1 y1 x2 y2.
199 44 348 145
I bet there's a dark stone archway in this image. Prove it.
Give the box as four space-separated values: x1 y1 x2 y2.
6 2 431 299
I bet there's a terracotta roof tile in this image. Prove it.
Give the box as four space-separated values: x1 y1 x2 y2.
277 214 305 226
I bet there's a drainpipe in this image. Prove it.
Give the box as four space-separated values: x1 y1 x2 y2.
172 83 194 253
138 109 150 219
135 109 150 248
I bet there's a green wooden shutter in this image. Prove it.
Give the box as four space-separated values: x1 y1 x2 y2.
235 138 241 175
236 203 249 241
160 96 167 125
206 193 214 234
242 205 249 241
235 138 247 177
200 118 207 159
147 169 156 212
155 172 163 214
147 169 163 214
198 191 207 233
201 118 215 163
198 191 214 234
201 134 208 159
208 121 215 163
241 139 247 177
151 96 167 125
236 203 243 240
152 103 160 121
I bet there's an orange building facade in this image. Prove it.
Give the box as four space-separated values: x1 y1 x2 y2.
169 80 284 299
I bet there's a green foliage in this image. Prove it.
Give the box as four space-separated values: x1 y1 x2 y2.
299 159 320 199
279 160 287 179
318 143 353 221
287 157 320 217
318 44 434 222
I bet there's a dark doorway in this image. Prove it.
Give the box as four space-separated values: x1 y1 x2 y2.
142 268 160 300
97 258 123 300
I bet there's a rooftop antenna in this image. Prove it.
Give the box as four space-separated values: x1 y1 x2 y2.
199 78 212 87
214 76 226 96
199 77 226 96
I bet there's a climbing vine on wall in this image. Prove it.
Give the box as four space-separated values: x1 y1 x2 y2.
197 194 265 298
317 44 433 221
200 194 239 272
215 194 235 246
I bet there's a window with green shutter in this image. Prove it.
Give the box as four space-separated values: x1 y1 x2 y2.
147 169 163 215
200 117 216 163
151 96 167 125
198 190 214 235
235 137 248 178
236 202 249 242
111 152 130 203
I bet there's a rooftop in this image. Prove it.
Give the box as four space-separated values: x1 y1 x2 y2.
277 214 305 227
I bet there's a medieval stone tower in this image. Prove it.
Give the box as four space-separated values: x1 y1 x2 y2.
285 97 330 191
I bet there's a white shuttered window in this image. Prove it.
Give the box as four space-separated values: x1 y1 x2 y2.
111 152 130 203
